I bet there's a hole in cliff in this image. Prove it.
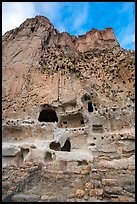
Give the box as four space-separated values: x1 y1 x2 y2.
49 142 61 151
31 27 35 33
78 160 88 166
18 148 29 162
44 152 55 161
90 143 95 146
38 105 58 122
81 120 84 124
58 113 85 128
21 148 29 159
56 65 59 71
92 125 104 133
88 102 93 112
109 58 114 62
82 93 90 102
57 45 61 49
61 139 71 152
45 152 53 161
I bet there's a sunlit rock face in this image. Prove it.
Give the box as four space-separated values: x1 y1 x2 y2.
2 15 135 202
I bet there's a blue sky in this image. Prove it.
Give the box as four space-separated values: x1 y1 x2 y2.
2 2 135 50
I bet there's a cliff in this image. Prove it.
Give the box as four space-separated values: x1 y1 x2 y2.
2 15 135 202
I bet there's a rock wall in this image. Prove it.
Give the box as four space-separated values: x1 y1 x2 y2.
2 15 135 202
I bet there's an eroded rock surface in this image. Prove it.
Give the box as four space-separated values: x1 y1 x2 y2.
2 15 135 202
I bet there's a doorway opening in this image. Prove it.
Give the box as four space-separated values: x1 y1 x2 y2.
88 102 93 112
61 139 71 152
38 105 58 122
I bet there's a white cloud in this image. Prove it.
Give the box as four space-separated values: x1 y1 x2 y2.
116 2 135 50
119 2 135 13
56 24 66 33
118 22 135 50
35 2 67 32
121 32 135 48
2 2 90 37
37 2 90 35
72 3 89 32
40 2 61 22
2 2 36 35
55 2 89 36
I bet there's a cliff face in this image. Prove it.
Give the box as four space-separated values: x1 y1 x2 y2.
2 16 119 67
2 15 121 116
2 15 135 202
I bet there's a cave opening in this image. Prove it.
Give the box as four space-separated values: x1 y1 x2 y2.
49 139 71 152
21 148 29 160
45 152 53 161
49 142 61 151
31 27 35 33
61 139 71 152
38 106 58 122
58 113 85 128
92 124 104 133
88 102 93 112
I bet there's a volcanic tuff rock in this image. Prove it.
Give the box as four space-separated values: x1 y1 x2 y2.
2 15 135 202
